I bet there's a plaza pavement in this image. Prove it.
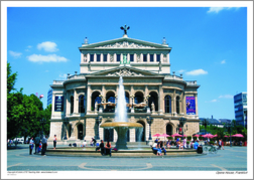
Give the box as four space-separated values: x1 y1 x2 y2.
6 144 247 172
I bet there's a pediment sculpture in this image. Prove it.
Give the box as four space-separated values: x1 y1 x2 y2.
106 68 144 77
97 41 155 49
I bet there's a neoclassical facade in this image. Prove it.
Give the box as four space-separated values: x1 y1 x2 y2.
49 32 200 142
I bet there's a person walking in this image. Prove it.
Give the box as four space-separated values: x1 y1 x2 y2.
34 135 40 154
53 135 57 150
29 137 34 155
41 135 48 156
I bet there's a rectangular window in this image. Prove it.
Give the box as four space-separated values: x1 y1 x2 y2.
156 54 160 62
130 54 134 62
103 54 107 62
150 54 154 62
97 54 101 62
143 54 147 62
90 54 94 62
54 96 64 112
117 54 121 62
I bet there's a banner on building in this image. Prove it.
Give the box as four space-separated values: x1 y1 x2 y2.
55 96 64 112
186 96 196 115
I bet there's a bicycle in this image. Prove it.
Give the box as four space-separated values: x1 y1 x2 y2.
203 145 218 154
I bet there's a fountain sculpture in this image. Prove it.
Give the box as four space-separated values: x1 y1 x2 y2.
100 76 143 149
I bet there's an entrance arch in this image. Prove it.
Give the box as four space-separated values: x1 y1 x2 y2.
166 124 173 136
136 121 145 142
77 124 83 140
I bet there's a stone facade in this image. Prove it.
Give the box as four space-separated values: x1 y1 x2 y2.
49 33 200 142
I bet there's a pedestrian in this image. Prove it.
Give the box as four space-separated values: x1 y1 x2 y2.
53 135 57 150
41 135 48 156
218 139 222 150
34 135 40 154
105 141 112 157
193 141 199 150
183 137 187 149
166 139 171 149
29 137 34 155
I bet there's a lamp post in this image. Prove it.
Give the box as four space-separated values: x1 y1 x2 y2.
179 117 186 140
146 116 153 140
96 116 102 140
225 122 233 147
202 118 208 135
40 118 46 139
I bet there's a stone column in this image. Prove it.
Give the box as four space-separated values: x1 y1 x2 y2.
130 85 134 113
73 89 79 114
65 92 70 116
158 85 163 114
51 92 55 115
102 85 106 109
183 94 186 115
173 90 176 115
86 85 91 113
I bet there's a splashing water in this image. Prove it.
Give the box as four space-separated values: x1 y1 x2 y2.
115 76 128 122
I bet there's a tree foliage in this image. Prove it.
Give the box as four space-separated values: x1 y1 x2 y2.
7 62 52 140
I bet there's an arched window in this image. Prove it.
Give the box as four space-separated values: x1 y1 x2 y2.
176 96 180 114
165 95 171 113
91 91 101 111
105 91 115 112
134 92 144 104
166 124 172 136
70 96 74 114
79 95 86 113
148 92 158 111
125 92 130 112
136 121 145 142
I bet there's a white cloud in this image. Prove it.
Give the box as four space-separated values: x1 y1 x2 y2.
37 41 59 52
221 60 226 64
27 54 68 63
59 74 67 79
207 7 239 13
219 95 233 99
9 51 22 58
185 69 208 76
177 69 185 74
211 99 217 102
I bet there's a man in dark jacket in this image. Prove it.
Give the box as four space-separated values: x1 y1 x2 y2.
34 135 40 154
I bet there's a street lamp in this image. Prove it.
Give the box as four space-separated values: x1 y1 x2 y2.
40 118 46 139
179 117 186 139
202 118 209 135
96 116 102 140
225 122 233 147
146 116 153 140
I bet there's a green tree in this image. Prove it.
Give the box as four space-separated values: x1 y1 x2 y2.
42 104 52 136
7 62 17 94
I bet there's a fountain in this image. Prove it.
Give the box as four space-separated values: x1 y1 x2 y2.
100 76 143 149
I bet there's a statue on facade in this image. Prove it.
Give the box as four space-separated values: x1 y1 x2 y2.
120 24 130 35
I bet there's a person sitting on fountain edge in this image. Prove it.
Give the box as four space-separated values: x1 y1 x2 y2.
105 141 112 157
158 139 167 155
98 140 105 155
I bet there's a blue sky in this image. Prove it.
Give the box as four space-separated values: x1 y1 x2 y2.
6 5 248 120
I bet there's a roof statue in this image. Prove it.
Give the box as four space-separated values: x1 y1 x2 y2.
120 24 130 35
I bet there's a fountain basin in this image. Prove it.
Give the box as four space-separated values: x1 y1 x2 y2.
101 122 143 150
100 122 143 128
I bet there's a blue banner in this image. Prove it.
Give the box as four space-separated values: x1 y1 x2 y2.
186 96 196 115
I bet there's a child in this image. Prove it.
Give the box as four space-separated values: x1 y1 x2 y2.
38 141 42 153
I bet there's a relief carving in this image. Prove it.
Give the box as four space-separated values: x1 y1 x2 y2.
106 68 144 77
97 41 155 49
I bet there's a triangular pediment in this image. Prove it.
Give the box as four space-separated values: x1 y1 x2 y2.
89 66 162 77
79 37 171 50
